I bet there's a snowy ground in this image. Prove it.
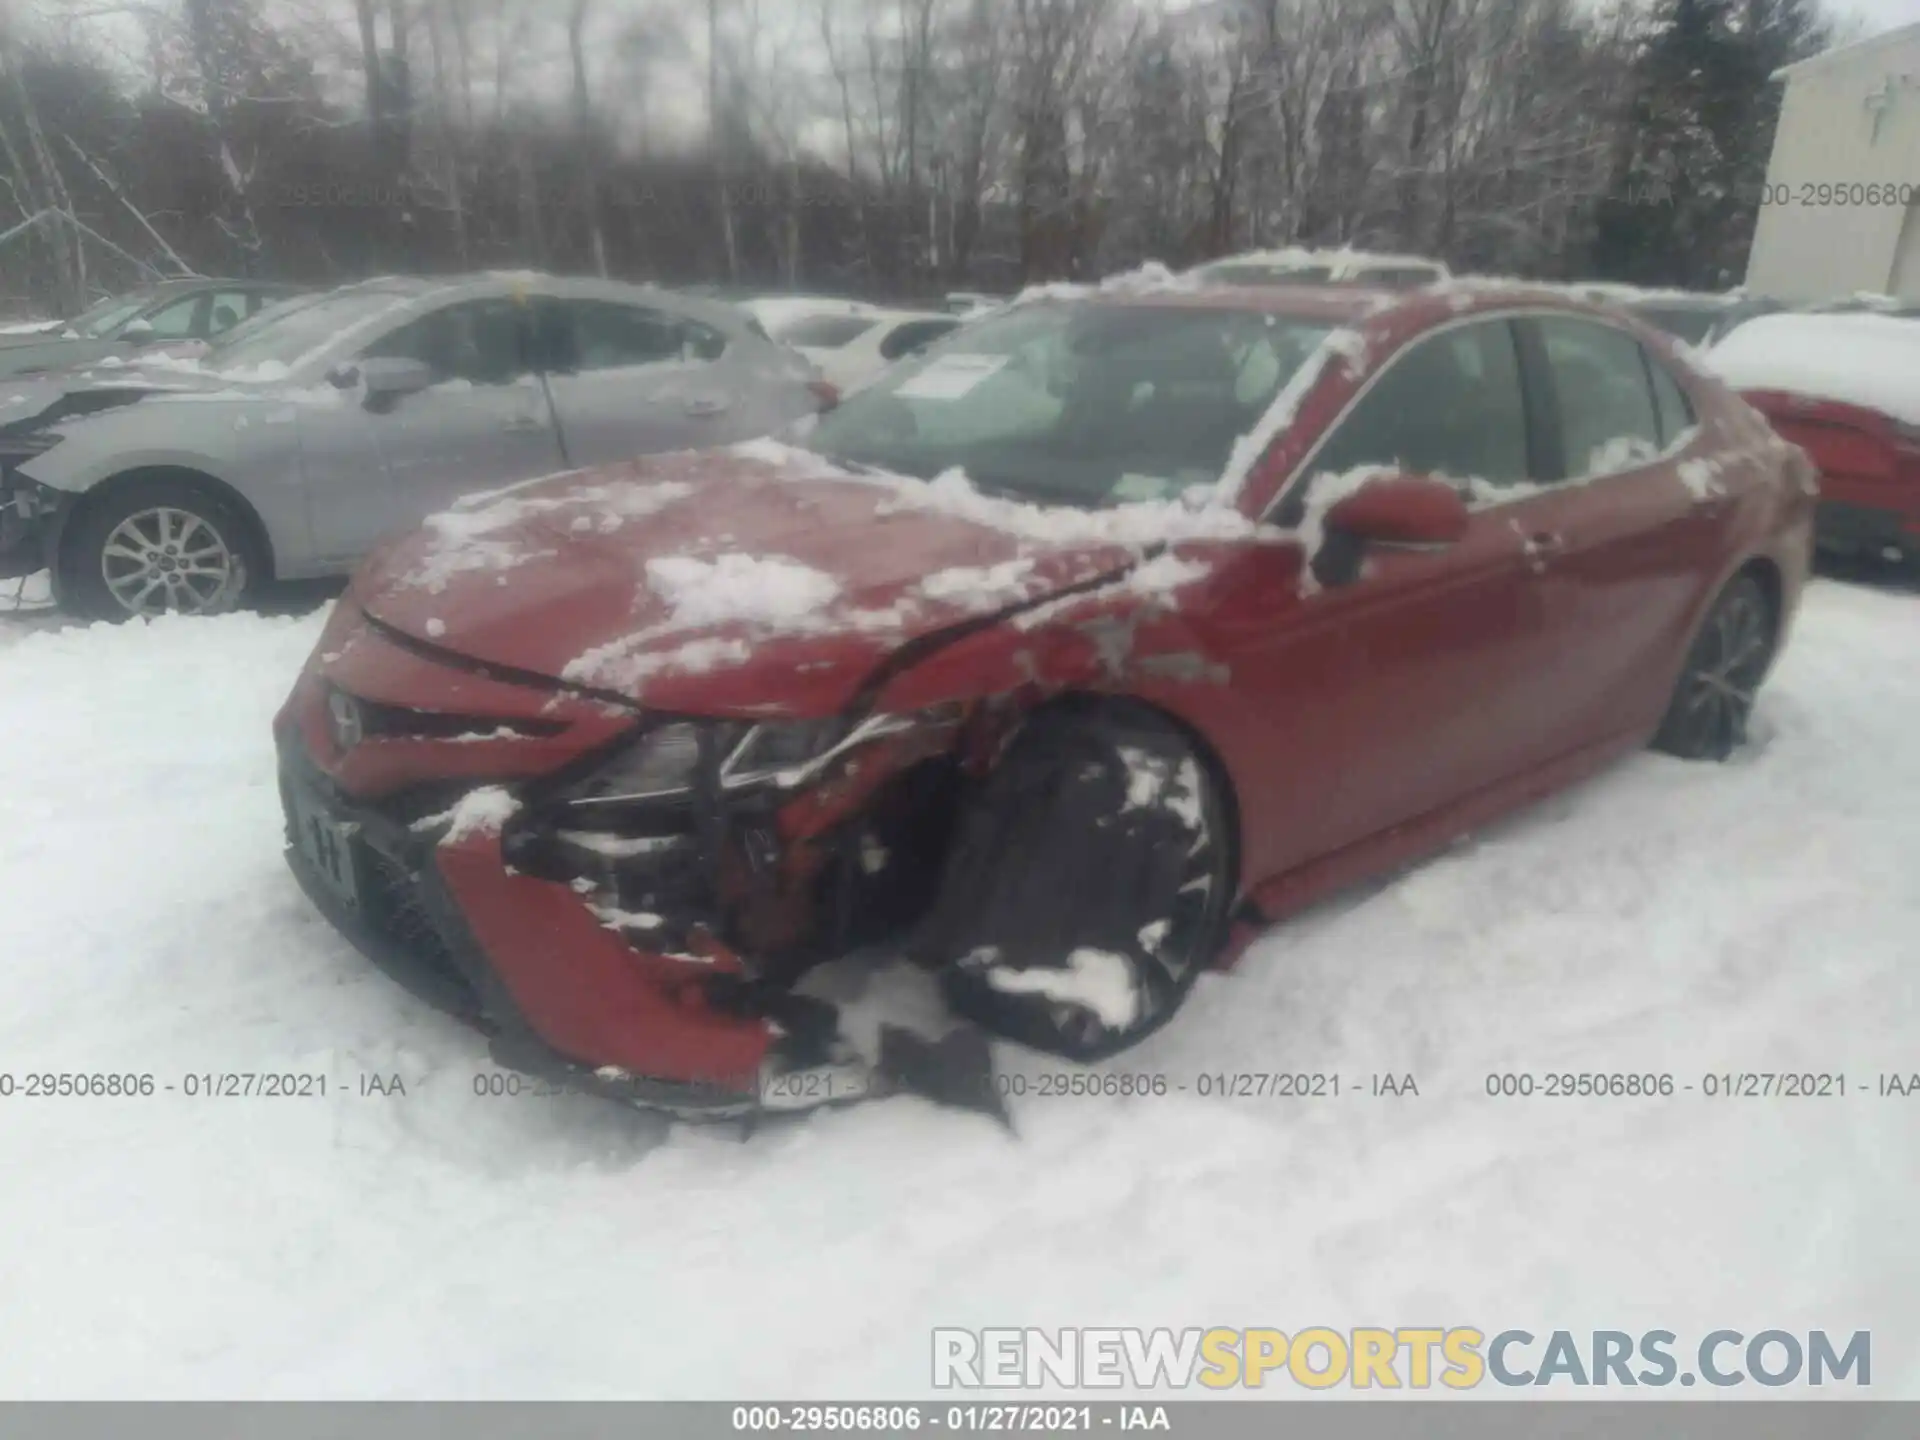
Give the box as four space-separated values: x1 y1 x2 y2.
0 576 1916 1398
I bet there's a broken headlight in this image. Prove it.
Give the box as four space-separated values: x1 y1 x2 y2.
563 718 846 808
563 708 961 810
567 721 708 806
721 719 844 788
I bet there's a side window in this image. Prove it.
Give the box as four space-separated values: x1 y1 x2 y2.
141 295 205 339
682 318 728 362
363 298 531 386
563 301 710 371
1538 317 1662 478
206 291 252 336
1305 320 1531 490
1358 267 1441 289
879 319 959 361
1646 353 1696 447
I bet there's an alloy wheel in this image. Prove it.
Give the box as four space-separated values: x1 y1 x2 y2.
100 506 243 617
1671 583 1770 761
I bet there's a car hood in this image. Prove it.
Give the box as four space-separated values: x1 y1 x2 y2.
352 446 1144 715
0 359 276 432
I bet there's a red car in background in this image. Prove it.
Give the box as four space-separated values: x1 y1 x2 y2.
1707 310 1920 572
275 279 1816 1115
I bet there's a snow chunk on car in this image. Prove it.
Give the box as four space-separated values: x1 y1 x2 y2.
413 786 521 844
646 553 843 630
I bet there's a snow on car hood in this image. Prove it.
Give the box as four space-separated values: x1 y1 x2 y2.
351 443 1232 714
0 356 318 432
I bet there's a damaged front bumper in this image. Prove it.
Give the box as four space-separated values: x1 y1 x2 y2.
280 738 782 1116
0 468 68 582
275 610 981 1117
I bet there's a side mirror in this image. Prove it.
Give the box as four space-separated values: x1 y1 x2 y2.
120 317 156 346
358 356 437 400
1324 471 1469 547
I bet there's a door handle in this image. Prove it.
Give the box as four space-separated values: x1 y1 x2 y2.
501 416 546 434
684 395 731 418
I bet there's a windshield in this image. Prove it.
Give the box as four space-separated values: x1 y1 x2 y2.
803 302 1332 508
74 294 153 338
202 286 419 373
1199 262 1337 287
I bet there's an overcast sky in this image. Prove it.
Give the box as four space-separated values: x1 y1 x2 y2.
1840 0 1918 36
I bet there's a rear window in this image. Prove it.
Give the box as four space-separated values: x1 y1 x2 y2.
776 315 879 348
1629 304 1721 347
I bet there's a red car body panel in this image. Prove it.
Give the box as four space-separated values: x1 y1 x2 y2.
275 283 1816 1101
1737 388 1920 562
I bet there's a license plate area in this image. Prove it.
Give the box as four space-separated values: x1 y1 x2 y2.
289 785 361 910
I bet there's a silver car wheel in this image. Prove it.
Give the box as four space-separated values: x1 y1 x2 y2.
100 506 243 617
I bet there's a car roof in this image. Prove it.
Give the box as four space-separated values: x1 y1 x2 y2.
1062 277 1659 345
1198 248 1449 273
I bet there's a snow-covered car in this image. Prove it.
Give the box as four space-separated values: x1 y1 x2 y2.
944 292 1008 318
1706 310 1920 570
737 294 880 337
773 308 964 392
1190 248 1451 289
0 274 827 618
275 279 1813 1116
0 278 306 381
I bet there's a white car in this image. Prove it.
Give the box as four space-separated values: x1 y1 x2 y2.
772 307 964 392
944 292 1008 318
1190 248 1450 289
738 295 880 338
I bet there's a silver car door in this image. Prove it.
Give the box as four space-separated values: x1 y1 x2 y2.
301 295 563 564
536 298 743 467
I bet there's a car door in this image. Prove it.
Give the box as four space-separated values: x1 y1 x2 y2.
534 297 742 467
300 295 564 564
1514 314 1730 747
1234 317 1564 866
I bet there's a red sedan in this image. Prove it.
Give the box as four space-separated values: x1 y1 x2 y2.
275 280 1816 1114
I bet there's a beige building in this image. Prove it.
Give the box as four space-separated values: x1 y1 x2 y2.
1744 21 1920 302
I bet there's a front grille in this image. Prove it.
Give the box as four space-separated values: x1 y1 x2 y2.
360 844 478 1007
356 698 567 743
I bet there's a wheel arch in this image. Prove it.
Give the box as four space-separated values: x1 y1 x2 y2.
57 464 277 586
1012 688 1248 912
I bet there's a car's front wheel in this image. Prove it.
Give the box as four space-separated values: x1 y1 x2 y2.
918 700 1235 1062
1652 573 1776 762
62 478 262 621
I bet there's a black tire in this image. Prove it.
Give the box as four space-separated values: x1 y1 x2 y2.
1652 574 1775 762
917 700 1234 1062
61 477 264 621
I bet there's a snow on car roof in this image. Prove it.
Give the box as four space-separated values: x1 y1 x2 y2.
1198 246 1448 272
1703 312 1920 428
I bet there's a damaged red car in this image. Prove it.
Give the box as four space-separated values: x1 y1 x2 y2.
276 281 1817 1115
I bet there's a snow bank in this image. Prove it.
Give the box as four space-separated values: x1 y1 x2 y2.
0 587 1918 1395
1704 312 1920 427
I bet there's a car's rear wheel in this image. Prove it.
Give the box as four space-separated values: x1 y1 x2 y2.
1652 573 1775 762
62 478 263 621
918 700 1234 1062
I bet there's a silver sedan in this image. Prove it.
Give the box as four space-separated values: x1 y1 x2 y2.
0 273 825 619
